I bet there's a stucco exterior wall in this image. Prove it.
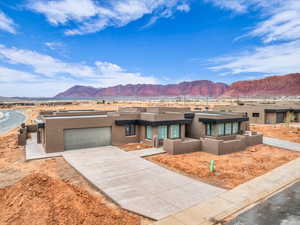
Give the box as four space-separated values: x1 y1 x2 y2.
164 138 201 155
43 114 142 153
201 138 221 155
140 112 184 121
189 117 206 139
17 127 27 146
265 112 276 124
296 112 300 122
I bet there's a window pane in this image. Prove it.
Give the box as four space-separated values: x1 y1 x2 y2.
125 124 136 136
170 124 180 138
232 122 239 134
218 123 225 136
206 123 211 136
146 126 152 139
225 123 232 135
158 125 168 140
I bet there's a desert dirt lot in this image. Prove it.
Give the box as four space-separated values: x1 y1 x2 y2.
0 131 153 225
251 124 300 143
147 145 300 189
119 143 152 151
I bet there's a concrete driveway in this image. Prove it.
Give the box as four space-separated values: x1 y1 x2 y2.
62 146 225 220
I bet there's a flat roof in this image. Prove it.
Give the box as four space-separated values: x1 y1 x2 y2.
195 111 241 117
44 115 108 119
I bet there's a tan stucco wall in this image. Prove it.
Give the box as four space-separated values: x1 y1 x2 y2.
189 117 206 139
163 138 201 155
140 112 184 121
43 114 143 153
265 112 276 124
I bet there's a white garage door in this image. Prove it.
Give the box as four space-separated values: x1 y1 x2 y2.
64 127 112 150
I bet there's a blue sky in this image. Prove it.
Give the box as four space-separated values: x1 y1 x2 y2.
0 0 299 97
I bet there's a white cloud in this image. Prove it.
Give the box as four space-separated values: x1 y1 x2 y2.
0 44 95 77
30 0 98 25
205 0 248 13
250 1 300 43
0 45 158 96
205 0 300 43
29 0 190 35
0 11 16 34
177 3 190 13
210 41 300 75
205 0 300 75
0 66 37 82
94 61 157 86
45 41 64 50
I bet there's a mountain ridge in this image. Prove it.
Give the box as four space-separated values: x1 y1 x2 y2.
55 73 300 98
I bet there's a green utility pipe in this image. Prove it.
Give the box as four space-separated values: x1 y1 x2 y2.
210 160 215 172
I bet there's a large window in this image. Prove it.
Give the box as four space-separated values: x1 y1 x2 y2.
218 122 240 136
232 122 239 134
218 123 225 136
146 126 153 140
125 124 136 136
225 123 232 135
206 123 212 136
170 124 180 139
158 125 168 140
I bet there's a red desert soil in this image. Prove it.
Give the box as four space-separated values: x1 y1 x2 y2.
0 173 140 225
251 124 300 143
0 132 150 225
147 145 300 189
119 143 152 151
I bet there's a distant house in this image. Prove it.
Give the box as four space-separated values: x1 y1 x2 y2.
215 104 300 124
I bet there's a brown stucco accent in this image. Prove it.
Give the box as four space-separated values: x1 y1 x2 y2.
164 138 201 155
265 112 276 124
200 134 263 155
43 114 144 153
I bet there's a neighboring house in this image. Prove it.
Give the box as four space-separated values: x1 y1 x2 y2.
215 104 300 124
32 107 262 155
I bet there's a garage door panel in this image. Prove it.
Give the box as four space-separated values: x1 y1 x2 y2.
64 127 112 150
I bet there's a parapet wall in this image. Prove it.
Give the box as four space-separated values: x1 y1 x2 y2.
163 133 263 155
164 138 201 155
201 134 263 155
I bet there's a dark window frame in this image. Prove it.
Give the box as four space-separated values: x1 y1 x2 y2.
145 125 152 140
212 122 241 136
168 124 181 139
125 124 136 136
252 112 260 117
205 123 213 136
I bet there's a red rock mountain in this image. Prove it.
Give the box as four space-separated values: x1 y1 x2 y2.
55 73 300 98
224 73 300 97
56 80 229 98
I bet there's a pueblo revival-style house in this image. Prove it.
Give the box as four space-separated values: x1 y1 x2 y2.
30 107 262 155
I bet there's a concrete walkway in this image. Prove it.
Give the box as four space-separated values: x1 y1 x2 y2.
152 157 300 225
62 147 225 220
128 147 166 157
25 133 62 160
263 137 300 152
